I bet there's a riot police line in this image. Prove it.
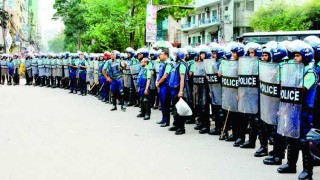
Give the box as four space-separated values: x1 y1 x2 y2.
1 36 320 180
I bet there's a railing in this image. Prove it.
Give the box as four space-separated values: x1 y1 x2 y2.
181 18 220 30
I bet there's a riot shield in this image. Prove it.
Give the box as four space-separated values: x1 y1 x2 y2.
238 57 259 114
38 59 46 77
93 60 99 82
277 63 304 139
221 60 239 112
259 61 280 125
203 59 222 105
51 59 57 77
123 60 133 88
56 59 63 77
193 61 207 108
63 59 69 77
130 64 141 92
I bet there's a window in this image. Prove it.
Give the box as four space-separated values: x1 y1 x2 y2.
207 34 212 43
192 36 196 44
246 1 254 11
192 15 196 24
188 37 191 44
212 10 217 20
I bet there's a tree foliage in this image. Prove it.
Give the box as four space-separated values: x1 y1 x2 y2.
249 0 320 31
53 0 193 52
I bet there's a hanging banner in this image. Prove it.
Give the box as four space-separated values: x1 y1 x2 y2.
146 5 158 43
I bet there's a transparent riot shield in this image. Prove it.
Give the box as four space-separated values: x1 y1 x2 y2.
277 63 304 139
203 59 222 105
238 57 259 114
259 61 280 125
221 60 239 112
130 64 141 92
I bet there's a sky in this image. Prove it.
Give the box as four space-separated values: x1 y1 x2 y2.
38 0 64 49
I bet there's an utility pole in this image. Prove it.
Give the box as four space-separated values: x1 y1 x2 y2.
220 0 224 43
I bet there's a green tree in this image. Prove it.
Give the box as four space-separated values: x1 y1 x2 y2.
249 0 315 31
48 33 65 53
53 0 193 52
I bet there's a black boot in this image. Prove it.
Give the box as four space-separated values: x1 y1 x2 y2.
254 120 269 157
298 142 313 180
137 97 145 118
175 128 185 135
143 98 151 120
263 155 282 165
240 117 257 148
277 139 298 173
110 92 117 111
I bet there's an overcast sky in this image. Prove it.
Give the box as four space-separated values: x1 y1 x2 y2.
38 0 64 46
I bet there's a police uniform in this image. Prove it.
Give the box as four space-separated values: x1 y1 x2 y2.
0 57 8 85
123 56 139 106
25 58 32 85
103 57 126 111
45 57 52 87
50 57 57 88
78 58 88 95
185 57 195 124
69 56 78 94
168 59 187 134
56 56 64 88
7 59 14 85
98 59 108 102
136 64 152 120
12 57 20 85
38 56 46 87
31 56 39 85
157 58 172 127
62 55 70 89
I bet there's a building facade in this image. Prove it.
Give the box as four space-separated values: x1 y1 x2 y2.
180 0 271 47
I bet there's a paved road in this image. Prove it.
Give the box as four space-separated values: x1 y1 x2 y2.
0 82 319 180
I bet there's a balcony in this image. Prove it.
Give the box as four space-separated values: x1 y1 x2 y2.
181 18 220 32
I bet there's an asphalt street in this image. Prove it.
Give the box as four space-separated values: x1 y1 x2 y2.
0 81 319 180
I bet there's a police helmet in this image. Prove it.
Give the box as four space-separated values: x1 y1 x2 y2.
228 42 245 57
244 42 262 57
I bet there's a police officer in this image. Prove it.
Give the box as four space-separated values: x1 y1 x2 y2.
98 52 110 102
31 53 39 86
38 53 46 87
56 53 64 88
7 56 14 85
12 53 20 85
124 47 139 106
239 42 269 157
0 54 9 85
91 54 100 95
168 48 187 135
136 57 152 120
184 47 197 124
69 53 78 94
156 49 172 127
218 42 242 143
304 36 320 129
102 50 126 111
207 43 225 136
77 52 89 96
45 54 52 87
133 49 148 107
193 45 211 134
62 52 70 89
25 54 33 85
277 41 317 180
263 42 289 166
149 50 159 109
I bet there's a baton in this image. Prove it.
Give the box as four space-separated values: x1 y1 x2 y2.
89 80 99 91
99 83 104 92
221 106 231 139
